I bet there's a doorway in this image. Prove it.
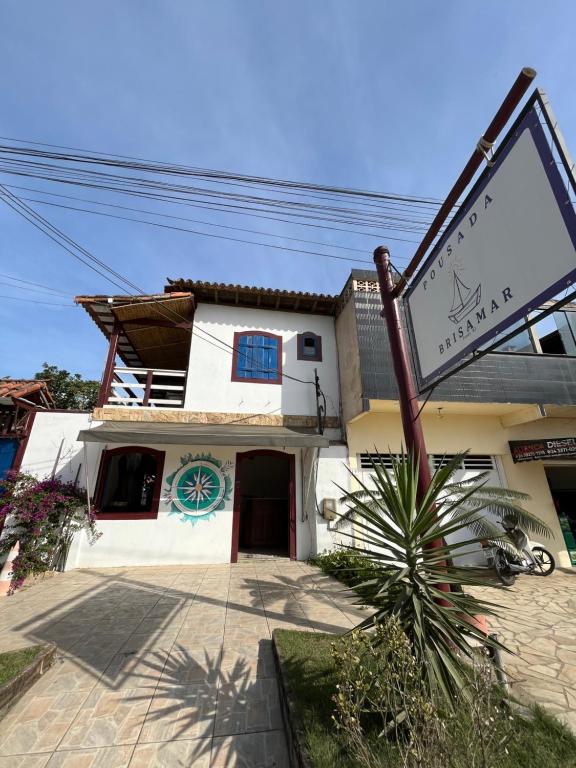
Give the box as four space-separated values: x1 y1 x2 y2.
231 450 296 562
545 465 576 567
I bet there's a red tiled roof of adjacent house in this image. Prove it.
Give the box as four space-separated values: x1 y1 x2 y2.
0 379 54 403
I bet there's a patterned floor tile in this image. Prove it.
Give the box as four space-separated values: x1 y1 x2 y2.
0 754 51 767
0 690 90 755
219 640 275 680
46 744 134 767
160 645 222 686
58 687 153 749
210 729 289 767
130 738 211 767
99 651 168 690
214 678 282 736
138 684 217 743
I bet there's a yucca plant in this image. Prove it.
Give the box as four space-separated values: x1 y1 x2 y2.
335 450 550 704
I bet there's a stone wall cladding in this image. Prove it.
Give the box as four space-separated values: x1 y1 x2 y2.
94 407 339 429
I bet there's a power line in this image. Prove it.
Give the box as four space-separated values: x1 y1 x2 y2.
0 188 134 293
3 183 378 254
2 175 422 245
0 186 321 385
0 271 70 297
0 280 73 298
0 136 445 207
0 293 72 307
0 185 152 295
18 196 374 265
0 144 445 234
0 160 435 234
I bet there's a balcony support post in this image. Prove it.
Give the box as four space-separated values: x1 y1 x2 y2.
142 370 154 407
96 322 121 408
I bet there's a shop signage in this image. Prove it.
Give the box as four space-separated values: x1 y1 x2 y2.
405 106 576 388
509 437 576 463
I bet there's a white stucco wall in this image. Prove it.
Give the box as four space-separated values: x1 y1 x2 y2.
68 443 309 569
18 412 347 569
185 304 340 418
301 445 352 555
20 411 102 490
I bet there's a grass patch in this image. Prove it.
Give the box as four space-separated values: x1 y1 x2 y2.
275 629 576 768
0 647 43 687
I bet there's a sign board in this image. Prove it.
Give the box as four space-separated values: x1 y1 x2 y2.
405 106 576 388
509 437 576 463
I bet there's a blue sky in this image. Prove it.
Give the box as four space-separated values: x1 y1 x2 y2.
1 0 575 380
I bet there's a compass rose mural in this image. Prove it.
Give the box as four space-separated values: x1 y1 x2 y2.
165 453 233 524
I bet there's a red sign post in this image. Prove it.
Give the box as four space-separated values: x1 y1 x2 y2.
373 68 538 596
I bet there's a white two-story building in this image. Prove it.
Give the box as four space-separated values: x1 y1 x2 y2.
19 280 350 568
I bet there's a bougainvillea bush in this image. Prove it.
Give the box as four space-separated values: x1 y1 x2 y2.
0 471 101 592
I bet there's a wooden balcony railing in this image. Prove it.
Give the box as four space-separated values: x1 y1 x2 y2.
105 367 186 408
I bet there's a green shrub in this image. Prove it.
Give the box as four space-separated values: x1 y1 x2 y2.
332 617 515 768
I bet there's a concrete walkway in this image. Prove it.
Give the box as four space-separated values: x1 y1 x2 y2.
1 564 575 766
472 570 576 732
0 561 362 767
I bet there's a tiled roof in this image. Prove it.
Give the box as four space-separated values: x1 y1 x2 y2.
0 379 52 401
165 278 339 315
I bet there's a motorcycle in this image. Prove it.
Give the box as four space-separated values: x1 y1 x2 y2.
483 517 556 586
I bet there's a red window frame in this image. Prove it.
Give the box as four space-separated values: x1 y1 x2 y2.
93 446 165 520
297 332 322 362
231 330 283 384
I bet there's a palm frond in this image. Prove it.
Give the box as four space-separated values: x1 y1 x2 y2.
330 448 541 705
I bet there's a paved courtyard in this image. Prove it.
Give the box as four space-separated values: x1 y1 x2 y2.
0 563 575 766
0 560 363 767
473 569 576 732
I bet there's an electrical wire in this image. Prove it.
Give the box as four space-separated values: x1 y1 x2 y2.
0 280 74 298
0 272 70 297
0 146 423 394
0 136 445 207
2 178 421 245
0 294 72 307
0 142 449 240
17 196 374 265
3 183 374 254
0 186 324 386
0 162 435 235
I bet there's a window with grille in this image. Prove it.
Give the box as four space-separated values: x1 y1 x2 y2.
431 454 495 471
232 331 282 383
359 454 495 472
359 453 407 470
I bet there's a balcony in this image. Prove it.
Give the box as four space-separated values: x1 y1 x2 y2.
104 367 186 409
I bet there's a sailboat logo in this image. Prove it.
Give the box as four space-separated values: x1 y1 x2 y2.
448 271 481 325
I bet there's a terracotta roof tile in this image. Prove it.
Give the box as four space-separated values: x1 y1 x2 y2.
164 279 338 315
0 379 51 401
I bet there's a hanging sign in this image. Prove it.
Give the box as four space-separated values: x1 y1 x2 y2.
509 437 576 463
405 106 576 388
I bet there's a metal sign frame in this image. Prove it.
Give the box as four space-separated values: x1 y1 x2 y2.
404 89 576 393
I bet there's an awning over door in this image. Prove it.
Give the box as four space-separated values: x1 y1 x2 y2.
78 421 330 448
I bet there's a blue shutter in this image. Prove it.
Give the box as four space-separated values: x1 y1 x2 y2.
236 335 250 378
235 333 280 381
268 342 278 380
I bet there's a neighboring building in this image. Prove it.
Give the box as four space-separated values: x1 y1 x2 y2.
19 282 350 567
0 379 53 479
335 270 576 569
